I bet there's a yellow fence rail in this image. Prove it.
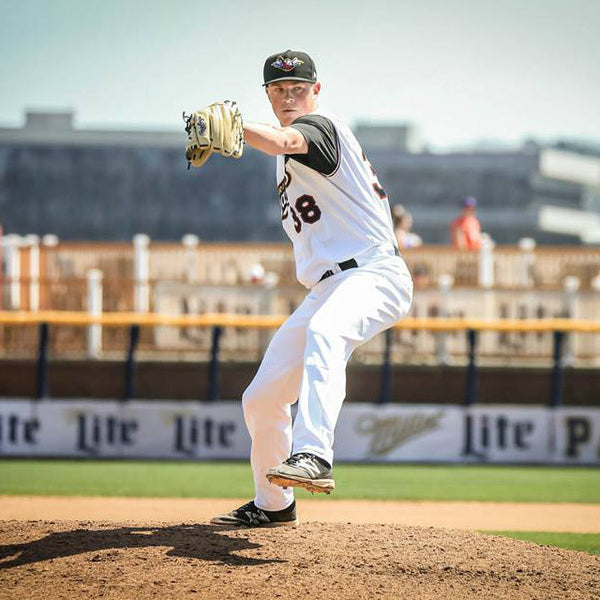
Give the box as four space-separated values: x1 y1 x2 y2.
1 310 600 333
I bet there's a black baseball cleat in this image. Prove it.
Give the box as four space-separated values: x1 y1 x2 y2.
267 452 335 494
210 500 299 527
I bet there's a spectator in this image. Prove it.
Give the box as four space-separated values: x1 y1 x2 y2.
392 204 422 250
451 196 482 250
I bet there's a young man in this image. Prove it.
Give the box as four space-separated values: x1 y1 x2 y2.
212 50 413 527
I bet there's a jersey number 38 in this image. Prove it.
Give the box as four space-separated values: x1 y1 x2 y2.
279 170 322 233
281 185 322 233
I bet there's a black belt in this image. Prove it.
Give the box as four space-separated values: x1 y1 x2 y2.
319 258 358 282
318 248 400 283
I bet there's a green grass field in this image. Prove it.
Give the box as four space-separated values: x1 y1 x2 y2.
1 459 599 555
485 532 600 557
1 459 599 502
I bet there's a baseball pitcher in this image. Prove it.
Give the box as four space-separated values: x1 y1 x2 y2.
185 50 413 527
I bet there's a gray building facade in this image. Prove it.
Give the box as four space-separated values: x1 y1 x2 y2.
1 112 598 244
0 111 282 242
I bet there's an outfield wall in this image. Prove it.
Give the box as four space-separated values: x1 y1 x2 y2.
2 360 600 405
1 400 598 465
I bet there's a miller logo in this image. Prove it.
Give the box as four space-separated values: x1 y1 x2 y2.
355 412 444 457
272 56 304 72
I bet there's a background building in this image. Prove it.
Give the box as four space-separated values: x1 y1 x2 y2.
357 124 600 245
1 112 599 244
0 111 281 242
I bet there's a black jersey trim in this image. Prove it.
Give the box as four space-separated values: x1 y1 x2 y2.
288 114 340 176
326 123 342 178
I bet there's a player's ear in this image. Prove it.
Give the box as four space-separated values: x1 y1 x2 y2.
312 82 321 97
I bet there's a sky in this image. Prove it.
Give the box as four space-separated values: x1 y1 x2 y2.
0 0 599 150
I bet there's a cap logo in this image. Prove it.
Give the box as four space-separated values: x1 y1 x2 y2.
272 56 304 72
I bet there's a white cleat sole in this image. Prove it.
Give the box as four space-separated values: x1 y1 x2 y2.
266 473 335 495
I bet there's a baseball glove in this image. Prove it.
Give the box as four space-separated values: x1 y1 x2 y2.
183 101 244 169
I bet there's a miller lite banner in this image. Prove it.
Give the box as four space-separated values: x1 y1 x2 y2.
0 399 599 464
0 400 250 460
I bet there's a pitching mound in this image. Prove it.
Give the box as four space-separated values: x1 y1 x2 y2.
0 520 598 600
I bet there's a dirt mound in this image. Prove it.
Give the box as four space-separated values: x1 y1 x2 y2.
1 521 599 600
3 497 599 532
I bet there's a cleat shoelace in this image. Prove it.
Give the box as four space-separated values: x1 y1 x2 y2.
284 453 314 467
236 501 256 514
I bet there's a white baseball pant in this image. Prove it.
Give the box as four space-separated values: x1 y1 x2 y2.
242 255 413 511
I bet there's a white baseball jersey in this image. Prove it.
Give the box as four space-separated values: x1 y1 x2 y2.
276 111 399 288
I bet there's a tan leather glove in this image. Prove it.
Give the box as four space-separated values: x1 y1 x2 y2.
183 100 244 168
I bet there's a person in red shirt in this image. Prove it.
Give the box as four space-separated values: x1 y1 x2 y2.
451 196 482 250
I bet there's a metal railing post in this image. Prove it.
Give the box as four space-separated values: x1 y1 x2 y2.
518 237 536 287
133 234 150 313
36 322 49 399
436 274 453 365
4 234 21 309
379 328 393 403
551 330 565 408
478 236 494 288
182 234 199 283
124 324 140 401
24 234 40 311
562 276 579 366
465 329 478 406
87 269 103 358
207 326 223 402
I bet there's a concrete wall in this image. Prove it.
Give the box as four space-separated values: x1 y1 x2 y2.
1 360 599 405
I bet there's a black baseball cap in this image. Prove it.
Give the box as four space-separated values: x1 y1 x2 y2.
263 50 317 86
